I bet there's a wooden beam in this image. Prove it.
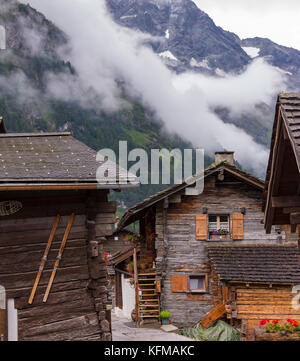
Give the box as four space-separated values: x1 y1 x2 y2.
133 247 139 328
290 212 300 224
0 184 99 191
283 207 300 214
113 246 140 265
201 303 226 329
265 118 286 233
272 196 300 208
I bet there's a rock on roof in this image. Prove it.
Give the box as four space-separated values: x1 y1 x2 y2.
0 132 137 187
208 245 300 284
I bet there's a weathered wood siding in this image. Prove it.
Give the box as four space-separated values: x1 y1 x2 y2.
0 190 115 341
155 175 280 328
235 286 300 341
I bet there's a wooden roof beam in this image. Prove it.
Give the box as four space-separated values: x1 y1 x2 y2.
272 196 300 208
265 118 286 233
290 212 300 224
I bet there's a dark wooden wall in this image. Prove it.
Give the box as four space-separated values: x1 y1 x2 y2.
154 174 280 328
0 189 115 341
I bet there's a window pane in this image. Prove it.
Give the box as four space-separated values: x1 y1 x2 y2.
209 215 217 222
220 216 228 222
190 277 204 290
220 216 229 232
208 215 218 233
208 222 218 232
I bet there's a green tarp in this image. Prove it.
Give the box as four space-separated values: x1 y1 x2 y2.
179 320 240 341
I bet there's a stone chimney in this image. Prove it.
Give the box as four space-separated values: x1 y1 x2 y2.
215 151 235 166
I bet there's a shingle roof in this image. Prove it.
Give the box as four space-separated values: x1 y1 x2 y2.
278 93 300 171
263 92 300 215
265 93 300 189
208 245 300 284
0 132 137 187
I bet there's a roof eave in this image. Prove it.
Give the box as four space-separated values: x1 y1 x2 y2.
118 162 264 229
0 181 139 191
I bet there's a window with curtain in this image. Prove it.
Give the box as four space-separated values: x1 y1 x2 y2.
189 276 207 292
208 215 229 237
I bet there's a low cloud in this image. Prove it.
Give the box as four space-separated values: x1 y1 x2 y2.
173 58 286 117
0 71 39 105
19 0 287 176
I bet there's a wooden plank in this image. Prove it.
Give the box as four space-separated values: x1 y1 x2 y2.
0 184 99 191
0 309 6 341
134 247 139 327
272 196 300 208
28 215 60 305
43 213 75 303
0 265 90 291
21 313 99 338
290 212 300 224
201 303 226 329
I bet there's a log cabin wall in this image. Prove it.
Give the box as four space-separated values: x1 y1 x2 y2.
154 174 280 328
0 189 115 341
232 285 300 341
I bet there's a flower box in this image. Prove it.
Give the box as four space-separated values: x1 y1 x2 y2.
256 319 300 340
209 234 231 241
255 330 300 341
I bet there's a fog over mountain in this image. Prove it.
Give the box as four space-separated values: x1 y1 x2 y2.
15 0 297 177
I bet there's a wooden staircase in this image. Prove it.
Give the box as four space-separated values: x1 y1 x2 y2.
137 272 160 325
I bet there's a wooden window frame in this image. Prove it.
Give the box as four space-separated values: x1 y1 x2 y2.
208 214 230 239
188 274 208 293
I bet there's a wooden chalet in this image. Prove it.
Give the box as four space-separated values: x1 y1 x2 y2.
207 244 300 341
264 92 300 244
0 124 137 341
118 152 279 328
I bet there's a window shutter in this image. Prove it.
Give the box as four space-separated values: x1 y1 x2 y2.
196 214 208 240
232 214 244 240
156 280 161 293
171 275 188 293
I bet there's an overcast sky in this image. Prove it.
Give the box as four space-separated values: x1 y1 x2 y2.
194 0 300 50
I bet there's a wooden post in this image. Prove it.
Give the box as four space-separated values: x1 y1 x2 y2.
298 227 300 263
0 309 6 341
133 247 139 327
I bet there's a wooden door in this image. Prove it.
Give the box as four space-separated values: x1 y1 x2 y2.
115 270 123 309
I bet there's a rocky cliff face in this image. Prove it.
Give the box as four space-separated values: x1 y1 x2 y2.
107 0 251 74
240 37 300 88
107 0 300 82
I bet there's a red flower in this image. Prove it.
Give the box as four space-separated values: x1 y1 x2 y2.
272 319 279 325
287 319 293 324
259 319 269 326
293 321 298 327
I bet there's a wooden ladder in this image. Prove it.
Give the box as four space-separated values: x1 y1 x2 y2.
137 273 160 325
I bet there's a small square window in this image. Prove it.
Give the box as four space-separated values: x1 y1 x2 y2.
208 215 229 238
189 275 207 292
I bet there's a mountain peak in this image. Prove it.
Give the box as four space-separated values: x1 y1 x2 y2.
107 0 250 73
